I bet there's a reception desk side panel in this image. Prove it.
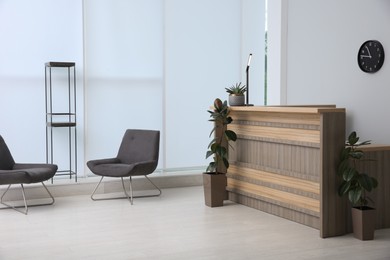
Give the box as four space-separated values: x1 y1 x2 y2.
320 112 347 238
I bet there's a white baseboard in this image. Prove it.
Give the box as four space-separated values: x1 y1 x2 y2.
0 173 203 201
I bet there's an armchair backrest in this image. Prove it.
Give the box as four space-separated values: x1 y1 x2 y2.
117 129 160 165
0 135 15 170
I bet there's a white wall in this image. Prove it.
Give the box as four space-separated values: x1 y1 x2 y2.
284 0 390 143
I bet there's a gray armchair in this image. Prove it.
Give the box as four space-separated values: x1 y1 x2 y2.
87 129 161 204
0 135 57 214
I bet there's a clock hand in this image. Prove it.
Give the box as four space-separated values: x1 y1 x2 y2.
365 46 372 58
360 55 371 59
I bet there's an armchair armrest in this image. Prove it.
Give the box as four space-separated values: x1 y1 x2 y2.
87 158 120 168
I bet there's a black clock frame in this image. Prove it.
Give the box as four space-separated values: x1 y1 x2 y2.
357 40 385 73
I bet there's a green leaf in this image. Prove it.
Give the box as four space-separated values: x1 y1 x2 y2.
205 150 213 159
206 162 216 172
338 181 351 196
216 146 227 158
222 157 229 169
226 116 233 124
212 144 225 158
371 177 378 188
210 142 217 150
209 126 217 138
343 167 356 182
337 159 349 176
348 131 359 145
225 130 237 141
350 150 364 159
207 137 217 148
359 173 373 191
349 189 362 206
340 147 351 161
358 140 371 146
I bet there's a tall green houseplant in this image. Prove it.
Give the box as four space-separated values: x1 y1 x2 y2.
337 131 378 208
206 98 237 174
203 98 237 207
337 131 378 240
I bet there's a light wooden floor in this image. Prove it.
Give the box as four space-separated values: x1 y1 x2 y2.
0 186 389 260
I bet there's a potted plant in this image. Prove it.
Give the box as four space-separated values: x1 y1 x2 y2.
204 98 237 207
337 131 378 240
225 82 246 106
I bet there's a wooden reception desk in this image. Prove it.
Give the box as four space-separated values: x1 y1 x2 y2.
226 105 347 238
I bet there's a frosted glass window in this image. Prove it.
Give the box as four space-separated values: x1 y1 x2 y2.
164 0 265 169
84 0 163 79
83 0 164 167
164 0 241 169
85 0 266 171
0 0 83 166
0 0 83 78
1 0 265 174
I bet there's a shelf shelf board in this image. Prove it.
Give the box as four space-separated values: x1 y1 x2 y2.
47 113 76 116
45 62 75 68
47 122 76 127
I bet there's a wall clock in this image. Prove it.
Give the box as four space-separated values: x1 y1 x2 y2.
358 40 385 73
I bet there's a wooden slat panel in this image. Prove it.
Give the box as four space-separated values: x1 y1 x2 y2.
229 111 321 126
228 165 320 195
229 192 320 229
229 124 320 144
230 140 321 180
227 178 320 213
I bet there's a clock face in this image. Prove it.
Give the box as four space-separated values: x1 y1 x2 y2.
358 40 385 73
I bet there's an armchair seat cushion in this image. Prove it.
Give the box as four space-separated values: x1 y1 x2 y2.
0 165 57 185
89 163 136 177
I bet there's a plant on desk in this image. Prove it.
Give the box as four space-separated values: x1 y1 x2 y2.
337 131 378 240
203 98 237 207
225 82 246 106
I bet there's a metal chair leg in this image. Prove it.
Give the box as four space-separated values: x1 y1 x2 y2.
0 182 55 215
41 182 55 206
90 175 162 204
121 177 133 205
125 175 161 201
144 175 162 197
91 176 133 204
91 176 104 201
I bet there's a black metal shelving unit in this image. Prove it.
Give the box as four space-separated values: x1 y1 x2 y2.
45 62 77 182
